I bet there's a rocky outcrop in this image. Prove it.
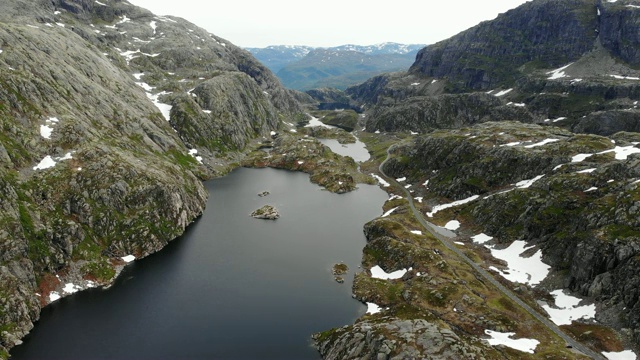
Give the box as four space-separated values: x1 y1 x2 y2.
365 93 535 133
382 122 640 346
243 133 373 194
346 0 640 136
250 205 279 220
0 0 303 357
314 319 488 360
599 1 640 67
409 0 598 91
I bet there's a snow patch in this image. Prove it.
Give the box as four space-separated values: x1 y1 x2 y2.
188 149 203 164
371 174 390 187
95 0 107 5
410 230 422 235
547 63 573 80
572 153 594 162
599 145 640 160
602 350 637 360
427 195 480 217
515 175 545 189
121 255 135 263
382 207 399 218
472 233 493 244
33 156 57 170
487 240 550 286
542 289 595 325
494 88 513 97
610 74 640 81
63 283 81 294
577 168 597 174
370 265 410 280
585 187 598 192
484 330 539 354
396 177 406 182
524 138 560 148
135 81 172 121
40 125 54 139
444 220 460 231
366 303 383 314
49 292 61 302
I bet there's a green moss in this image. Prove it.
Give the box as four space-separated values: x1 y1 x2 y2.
604 224 640 241
81 260 116 283
166 148 198 169
18 203 34 234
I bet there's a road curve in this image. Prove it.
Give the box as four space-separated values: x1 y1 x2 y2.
379 145 603 360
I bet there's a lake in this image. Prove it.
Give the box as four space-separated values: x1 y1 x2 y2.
11 168 387 359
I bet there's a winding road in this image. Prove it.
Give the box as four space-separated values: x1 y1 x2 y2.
379 145 604 360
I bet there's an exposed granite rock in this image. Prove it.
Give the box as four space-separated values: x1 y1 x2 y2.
382 121 640 346
243 133 373 194
409 0 598 91
0 0 303 356
365 93 535 133
250 205 279 220
314 319 488 360
345 0 640 137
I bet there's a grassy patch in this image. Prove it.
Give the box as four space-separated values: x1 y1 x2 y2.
81 260 115 283
561 323 624 352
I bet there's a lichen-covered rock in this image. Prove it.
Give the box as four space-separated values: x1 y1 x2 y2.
409 0 599 91
243 133 373 193
250 205 279 220
383 121 640 346
0 0 303 356
314 318 490 360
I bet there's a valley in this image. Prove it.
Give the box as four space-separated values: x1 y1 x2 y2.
1 0 640 359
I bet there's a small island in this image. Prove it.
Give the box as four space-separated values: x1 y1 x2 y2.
258 191 270 197
250 205 280 220
332 263 349 284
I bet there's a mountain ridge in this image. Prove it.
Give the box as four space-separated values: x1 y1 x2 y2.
0 0 304 356
247 42 425 90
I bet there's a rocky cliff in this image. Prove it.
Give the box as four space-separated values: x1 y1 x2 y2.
381 122 640 348
0 0 303 357
347 0 640 137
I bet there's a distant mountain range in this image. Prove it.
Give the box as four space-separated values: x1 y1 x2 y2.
246 43 425 90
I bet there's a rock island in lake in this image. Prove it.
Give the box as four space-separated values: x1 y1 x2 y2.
251 205 280 220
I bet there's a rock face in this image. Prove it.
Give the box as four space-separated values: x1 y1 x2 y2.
347 0 640 137
382 122 640 346
409 0 598 91
0 0 302 357
314 319 488 360
250 205 279 220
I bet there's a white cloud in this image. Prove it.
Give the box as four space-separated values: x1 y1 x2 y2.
127 0 531 47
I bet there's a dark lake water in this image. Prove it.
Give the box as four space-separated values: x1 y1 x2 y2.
11 168 387 360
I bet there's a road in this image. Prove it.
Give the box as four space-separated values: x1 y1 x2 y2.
379 145 603 359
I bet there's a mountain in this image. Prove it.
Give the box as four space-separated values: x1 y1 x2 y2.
0 0 304 356
247 43 425 90
311 0 640 357
244 45 314 73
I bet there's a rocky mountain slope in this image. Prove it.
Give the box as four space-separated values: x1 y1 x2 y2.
0 0 303 357
247 43 425 91
378 122 640 351
347 0 640 136
307 0 640 357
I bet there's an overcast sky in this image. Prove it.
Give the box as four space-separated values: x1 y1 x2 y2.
127 0 531 48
